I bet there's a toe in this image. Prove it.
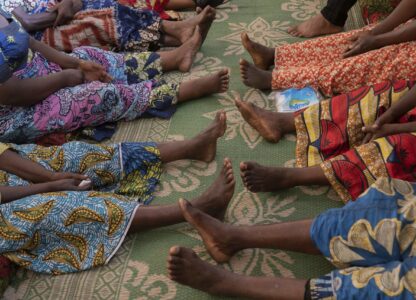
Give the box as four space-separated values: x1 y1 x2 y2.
169 245 182 256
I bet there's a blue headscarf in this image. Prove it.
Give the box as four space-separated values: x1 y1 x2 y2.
0 8 30 83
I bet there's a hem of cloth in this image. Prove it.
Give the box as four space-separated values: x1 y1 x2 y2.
105 203 141 265
320 160 351 203
294 112 310 168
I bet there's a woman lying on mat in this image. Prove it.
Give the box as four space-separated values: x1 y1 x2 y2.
168 177 416 300
0 9 229 143
238 0 416 96
0 112 237 274
9 0 216 52
234 80 416 203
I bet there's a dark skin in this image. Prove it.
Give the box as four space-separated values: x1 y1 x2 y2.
0 112 228 204
239 0 416 90
232 84 416 193
343 0 416 57
167 199 315 299
13 2 217 48
0 15 230 107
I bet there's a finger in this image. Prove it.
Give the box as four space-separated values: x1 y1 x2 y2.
348 35 359 42
343 46 359 58
362 133 373 145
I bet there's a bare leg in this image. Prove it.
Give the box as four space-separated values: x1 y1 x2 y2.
241 32 275 70
239 59 272 90
240 163 329 193
168 246 307 300
160 6 215 44
165 0 196 10
177 69 229 102
158 111 226 163
287 13 342 38
235 99 295 143
128 158 235 232
159 27 202 72
180 199 319 263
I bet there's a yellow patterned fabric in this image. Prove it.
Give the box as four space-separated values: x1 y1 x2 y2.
0 144 9 156
295 80 416 202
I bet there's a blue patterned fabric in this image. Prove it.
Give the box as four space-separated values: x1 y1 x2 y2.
0 8 29 83
309 178 416 299
0 141 163 274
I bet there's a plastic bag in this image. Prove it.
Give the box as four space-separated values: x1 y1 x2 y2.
272 87 322 112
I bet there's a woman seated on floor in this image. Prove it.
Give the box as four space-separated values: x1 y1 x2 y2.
168 177 416 300
0 112 237 274
238 0 416 96
0 8 229 143
234 79 416 203
9 0 216 53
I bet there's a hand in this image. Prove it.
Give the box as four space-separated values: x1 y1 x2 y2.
78 60 113 83
50 0 82 27
49 178 92 192
50 171 89 182
361 112 395 144
344 31 379 58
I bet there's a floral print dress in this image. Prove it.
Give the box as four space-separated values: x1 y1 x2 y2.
0 10 178 143
0 140 162 274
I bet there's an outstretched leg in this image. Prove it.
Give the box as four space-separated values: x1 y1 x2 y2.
177 68 230 102
287 13 342 38
240 163 329 193
160 6 215 44
158 26 202 72
128 158 235 232
168 246 307 300
235 99 295 143
240 59 272 90
158 111 226 163
179 199 319 263
241 32 275 70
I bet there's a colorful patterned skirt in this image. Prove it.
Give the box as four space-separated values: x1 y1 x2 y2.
308 178 416 299
359 0 400 25
0 140 163 274
118 0 177 20
295 79 416 202
0 47 178 143
272 26 416 96
2 0 162 52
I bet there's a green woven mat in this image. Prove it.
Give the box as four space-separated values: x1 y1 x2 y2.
4 1 364 299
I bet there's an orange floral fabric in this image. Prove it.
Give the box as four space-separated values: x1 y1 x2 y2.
272 26 416 96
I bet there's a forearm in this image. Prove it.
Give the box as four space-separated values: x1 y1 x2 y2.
386 122 416 135
29 38 80 69
0 183 57 203
374 20 416 48
385 85 416 119
371 0 416 35
0 150 55 183
0 69 83 106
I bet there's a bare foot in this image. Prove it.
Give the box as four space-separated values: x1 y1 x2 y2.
176 26 202 72
168 246 230 295
240 162 293 192
288 13 342 38
190 111 227 162
197 6 216 42
178 68 230 102
179 199 238 263
179 6 215 43
190 158 235 220
241 32 274 70
235 99 294 143
240 59 272 90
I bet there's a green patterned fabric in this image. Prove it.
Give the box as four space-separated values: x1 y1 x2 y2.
3 1 365 299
